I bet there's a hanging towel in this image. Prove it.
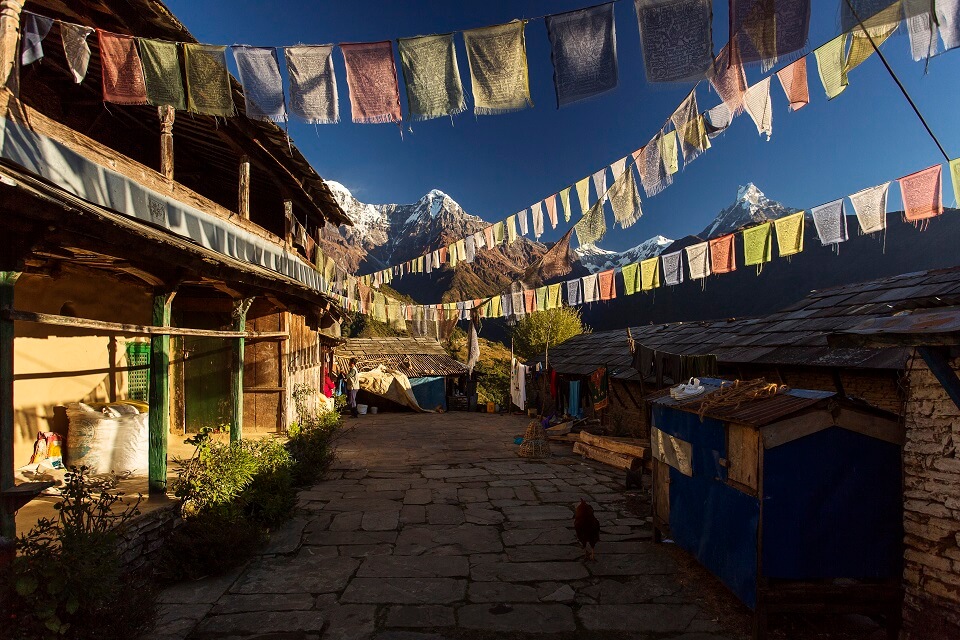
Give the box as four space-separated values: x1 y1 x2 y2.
285 45 339 124
743 77 773 140
774 211 805 256
811 198 849 245
640 257 661 290
634 0 714 83
575 177 592 214
611 156 628 181
609 166 643 228
659 131 679 175
575 200 607 246
661 251 684 285
545 194 559 228
849 182 890 234
950 159 960 207
462 21 532 115
493 221 505 245
506 215 518 244
532 201 545 238
685 241 712 279
846 2 901 72
937 0 960 50
524 289 537 314
593 168 608 204
904 0 938 61
547 283 564 309
139 38 185 109
98 31 148 105
776 57 809 110
731 0 811 71
535 286 549 311
567 278 584 305
545 2 619 107
516 208 529 236
671 91 708 164
814 34 849 100
464 234 477 262
560 187 572 222
708 43 748 114
598 269 617 300
622 262 641 294
899 164 943 222
638 134 672 197
742 222 773 266
705 102 734 137
709 234 737 273
582 273 600 302
183 43 234 116
21 13 53 66
233 46 287 122
61 23 94 83
568 380 582 418
397 33 466 121
341 41 402 124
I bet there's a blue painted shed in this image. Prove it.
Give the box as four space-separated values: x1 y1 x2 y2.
649 379 904 639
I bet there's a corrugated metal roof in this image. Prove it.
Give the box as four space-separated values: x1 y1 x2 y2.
335 337 468 377
650 383 834 427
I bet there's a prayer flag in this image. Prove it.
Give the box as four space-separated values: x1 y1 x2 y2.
611 157 628 181
709 43 748 114
950 159 960 207
139 38 185 109
560 187 572 222
233 46 287 122
742 222 773 266
937 0 960 50
622 262 641 294
639 134 672 197
640 257 661 290
397 33 466 121
575 200 607 246
285 45 339 124
501 294 513 318
545 2 619 107
845 2 901 72
705 102 734 137
899 164 943 222
61 23 93 83
524 289 537 314
493 220 505 244
731 0 811 71
598 269 617 300
904 0 938 61
511 291 525 317
811 198 849 245
634 0 714 83
774 212 805 256
535 286 549 311
183 43 234 116
709 234 737 273
685 242 712 279
483 226 495 248
671 91 708 165
582 273 600 302
593 168 608 204
506 215 518 244
842 0 902 31
661 250 684 285
532 201 545 238
341 41 402 124
575 177 592 214
814 34 849 100
474 230 487 251
547 283 564 309
567 278 584 305
540 229 576 280
743 77 773 140
849 182 889 234
462 21 532 115
98 31 148 105
659 131 679 174
545 194 559 228
21 13 52 66
517 208 529 236
465 235 477 262
609 166 643 228
776 57 809 110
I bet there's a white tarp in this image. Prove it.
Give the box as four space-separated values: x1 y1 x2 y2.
358 365 426 412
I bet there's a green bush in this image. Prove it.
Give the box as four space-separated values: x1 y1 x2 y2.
287 385 341 486
156 506 265 583
237 438 296 527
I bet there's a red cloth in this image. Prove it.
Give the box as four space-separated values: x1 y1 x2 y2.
523 289 537 314
544 195 558 228
322 374 335 398
550 369 558 400
709 234 737 274
900 165 943 222
97 30 147 105
340 41 402 124
776 57 809 111
598 269 617 300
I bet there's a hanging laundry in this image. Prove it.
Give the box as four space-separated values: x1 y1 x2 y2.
608 166 643 228
493 221 505 245
640 257 661 290
742 222 773 266
937 0 960 50
524 289 537 314
540 228 576 279
21 13 53 66
659 131 679 175
397 33 466 121
567 277 584 305
811 198 849 245
462 21 532 115
547 283 564 309
814 34 849 100
61 23 94 83
532 201 545 238
622 262 641 294
685 241 712 279
582 273 600 303
589 366 610 411
535 286 549 311
139 38 185 109
545 194 559 229
705 102 734 137
183 43 234 116
709 233 737 273
775 57 809 110
517 208 529 236
709 43 748 114
285 45 339 124
598 269 617 300
593 168 608 204
511 358 528 410
899 164 943 222
743 77 773 140
671 90 708 164
731 0 811 71
774 211 805 256
846 2 901 73
233 46 287 122
634 0 714 83
950 159 960 207
638 134 672 197
575 176 592 214
575 200 607 246
849 182 890 234
610 156 628 181
545 2 619 107
904 0 939 61
98 31 148 105
560 187 573 222
341 41 402 124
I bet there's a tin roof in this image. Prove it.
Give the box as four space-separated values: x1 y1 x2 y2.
648 381 832 426
335 337 468 377
829 306 960 348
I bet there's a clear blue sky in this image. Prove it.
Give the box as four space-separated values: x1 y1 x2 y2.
166 0 960 252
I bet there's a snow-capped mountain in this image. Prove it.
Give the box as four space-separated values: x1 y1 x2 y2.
576 236 674 274
699 183 800 239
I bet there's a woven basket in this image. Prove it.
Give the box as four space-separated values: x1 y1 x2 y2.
517 420 551 459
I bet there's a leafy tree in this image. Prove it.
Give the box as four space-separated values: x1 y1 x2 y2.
511 307 587 361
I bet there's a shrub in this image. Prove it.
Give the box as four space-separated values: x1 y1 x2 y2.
170 429 258 518
237 438 296 527
156 506 265 583
287 384 341 486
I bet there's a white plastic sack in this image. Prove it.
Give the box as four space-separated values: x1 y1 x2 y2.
65 402 149 475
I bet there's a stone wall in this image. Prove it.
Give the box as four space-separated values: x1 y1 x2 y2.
117 504 182 574
901 351 960 638
607 380 648 439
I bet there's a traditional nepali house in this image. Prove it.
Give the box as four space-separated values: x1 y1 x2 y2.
0 0 351 538
335 337 470 412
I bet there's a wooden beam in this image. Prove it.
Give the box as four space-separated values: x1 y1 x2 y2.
918 346 960 412
148 289 176 495
230 297 254 443
238 155 251 221
0 270 18 539
0 0 22 94
159 106 175 180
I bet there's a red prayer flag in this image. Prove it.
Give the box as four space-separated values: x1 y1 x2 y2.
340 41 402 124
709 234 737 274
899 165 943 222
524 289 537 314
97 30 147 105
545 194 558 229
598 269 617 300
776 58 809 111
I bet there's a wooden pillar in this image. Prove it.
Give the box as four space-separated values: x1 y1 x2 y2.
0 271 19 539
278 311 289 433
238 156 250 220
230 297 253 443
148 289 176 495
283 200 293 248
107 336 118 402
159 106 175 180
0 0 23 95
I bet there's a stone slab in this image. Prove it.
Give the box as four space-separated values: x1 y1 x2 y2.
577 604 699 633
263 516 309 555
467 582 540 603
340 578 467 604
501 505 573 521
403 488 433 505
324 604 377 640
386 605 456 628
303 530 398 546
426 504 465 525
211 593 315 615
193 610 326 635
362 509 400 531
457 603 576 633
357 555 469 578
157 566 243 604
470 561 589 582
231 555 359 594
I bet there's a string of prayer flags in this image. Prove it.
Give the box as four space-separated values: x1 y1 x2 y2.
660 131 679 175
611 157 628 182
685 242 712 279
661 251 684 285
774 211 805 256
21 13 53 66
545 2 619 107
517 208 529 236
98 31 148 105
593 168 608 204
583 273 600 303
638 135 672 197
233 46 287 122
841 0 901 32
462 21 533 115
545 194 559 229
524 289 537 314
814 34 849 100
709 234 737 273
541 229 576 279
139 39 186 109
640 257 661 290
950 159 960 206
609 166 643 228
845 1 901 73
622 262 641 294
731 0 811 71
576 177 592 214
183 44 235 116
285 45 339 124
775 57 809 110
904 0 938 62
465 234 477 262
811 198 849 245
849 182 890 234
743 77 773 140
493 220 505 244
567 278 584 305
937 0 960 50
575 200 607 246
598 269 617 299
742 221 773 267
705 103 734 137
61 23 93 83
671 91 708 165
709 44 748 114
560 187 572 222
634 0 714 83
341 41 402 124
547 283 564 309
397 33 466 121
532 201 545 238
899 164 943 222
506 215 518 244
535 286 549 311
483 225 495 248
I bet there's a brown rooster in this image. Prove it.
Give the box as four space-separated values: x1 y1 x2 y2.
574 498 600 561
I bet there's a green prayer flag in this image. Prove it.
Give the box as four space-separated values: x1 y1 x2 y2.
560 187 572 222
774 212 805 257
139 38 186 110
743 222 773 266
622 262 640 295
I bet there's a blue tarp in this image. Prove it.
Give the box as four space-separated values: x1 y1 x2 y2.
410 376 446 411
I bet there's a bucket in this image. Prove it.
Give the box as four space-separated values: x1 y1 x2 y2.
486 402 495 413
356 404 368 415
369 406 378 415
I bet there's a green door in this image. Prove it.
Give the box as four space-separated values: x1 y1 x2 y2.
183 336 233 433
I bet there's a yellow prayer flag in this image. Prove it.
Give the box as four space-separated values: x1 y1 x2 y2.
659 131 679 175
506 215 518 244
640 257 660 291
950 158 960 207
575 177 591 215
774 212 805 257
560 187 572 222
815 34 849 100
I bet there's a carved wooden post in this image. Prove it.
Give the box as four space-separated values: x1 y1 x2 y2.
283 199 293 248
238 156 250 220
148 288 176 494
230 297 253 443
0 271 19 539
0 0 23 95
159 106 175 180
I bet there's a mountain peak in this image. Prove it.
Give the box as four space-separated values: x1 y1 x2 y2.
737 183 764 206
700 184 798 239
576 235 674 273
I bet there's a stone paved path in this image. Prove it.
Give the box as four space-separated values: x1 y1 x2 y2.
149 412 739 640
